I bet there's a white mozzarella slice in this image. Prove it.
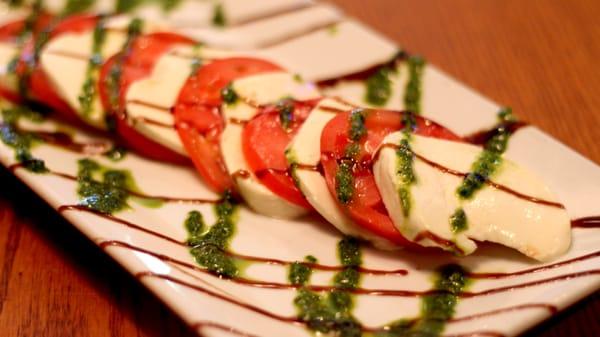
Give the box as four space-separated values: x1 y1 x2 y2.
374 132 571 261
286 98 396 249
179 4 341 49
263 20 398 82
40 16 158 129
0 42 18 92
125 45 233 155
220 72 319 218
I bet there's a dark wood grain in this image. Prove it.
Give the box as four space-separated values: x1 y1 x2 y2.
0 0 599 336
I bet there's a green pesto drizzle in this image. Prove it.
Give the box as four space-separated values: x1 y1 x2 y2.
105 18 144 112
8 0 43 97
376 264 469 337
335 159 354 204
78 17 107 117
160 0 183 12
403 56 425 114
449 208 468 233
451 107 516 238
456 107 516 199
344 142 360 159
335 109 368 204
8 0 25 8
288 255 317 286
0 105 47 173
349 109 367 141
393 54 425 218
276 99 294 130
63 0 95 16
189 43 204 75
114 0 183 13
212 3 227 27
76 158 162 213
292 237 362 337
220 83 238 105
115 0 144 13
365 66 395 106
395 137 416 217
186 196 240 278
77 158 133 213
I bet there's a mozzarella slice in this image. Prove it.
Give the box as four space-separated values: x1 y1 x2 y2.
220 72 319 218
374 132 571 261
286 98 396 249
39 16 158 129
125 45 234 155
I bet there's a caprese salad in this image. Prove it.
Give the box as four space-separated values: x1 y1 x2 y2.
0 6 571 262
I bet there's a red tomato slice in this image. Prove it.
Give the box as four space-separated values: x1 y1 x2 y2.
242 99 320 209
173 57 283 193
320 109 462 247
97 32 195 164
27 14 98 120
0 13 53 103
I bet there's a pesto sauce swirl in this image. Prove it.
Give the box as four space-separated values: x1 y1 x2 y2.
376 264 469 337
76 158 162 213
63 0 95 16
212 3 227 27
394 55 425 218
0 105 47 173
8 0 44 98
220 83 238 105
365 66 395 106
105 18 144 112
334 109 368 204
79 17 107 117
77 158 133 213
403 56 425 114
292 237 363 337
451 108 517 235
185 196 240 278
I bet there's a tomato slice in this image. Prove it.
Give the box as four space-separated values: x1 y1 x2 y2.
27 14 98 120
242 99 320 209
173 57 283 193
97 32 195 164
320 109 462 246
0 13 53 103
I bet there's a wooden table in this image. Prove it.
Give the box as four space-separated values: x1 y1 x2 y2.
1 0 599 336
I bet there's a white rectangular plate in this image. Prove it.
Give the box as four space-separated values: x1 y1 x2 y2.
1 2 599 337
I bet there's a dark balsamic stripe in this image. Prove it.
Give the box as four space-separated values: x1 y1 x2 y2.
449 303 557 323
572 216 600 228
126 99 171 112
192 321 262 337
136 271 304 325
